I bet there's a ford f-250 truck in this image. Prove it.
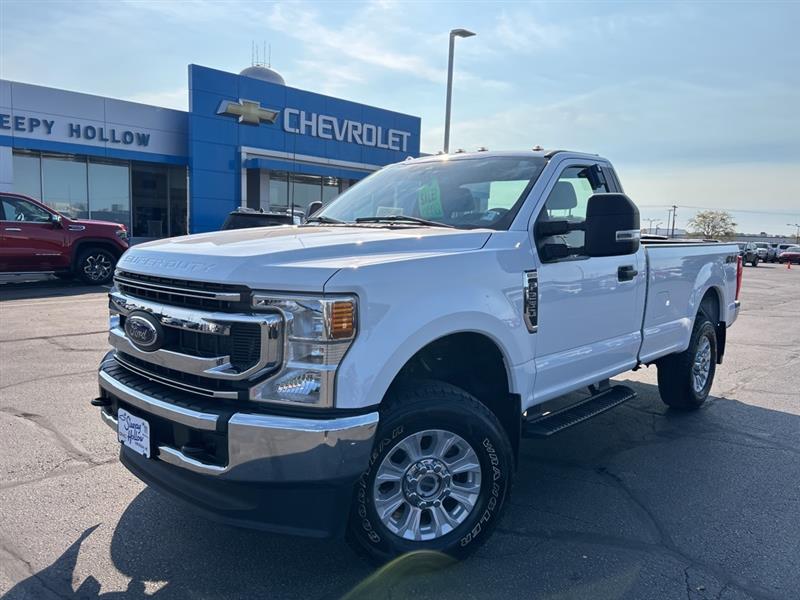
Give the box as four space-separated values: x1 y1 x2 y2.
93 150 741 562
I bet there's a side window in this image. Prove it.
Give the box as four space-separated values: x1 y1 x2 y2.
0 196 53 223
535 165 608 260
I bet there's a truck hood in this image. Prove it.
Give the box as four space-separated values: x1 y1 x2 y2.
118 225 491 292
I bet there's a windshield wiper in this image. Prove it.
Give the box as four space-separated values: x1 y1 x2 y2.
305 215 346 224
355 215 454 228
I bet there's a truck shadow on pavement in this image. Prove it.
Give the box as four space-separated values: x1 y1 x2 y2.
4 380 799 600
0 279 109 302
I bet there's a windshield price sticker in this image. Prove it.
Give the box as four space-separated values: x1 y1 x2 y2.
417 181 444 219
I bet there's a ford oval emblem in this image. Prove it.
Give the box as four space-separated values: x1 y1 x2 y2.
124 311 164 352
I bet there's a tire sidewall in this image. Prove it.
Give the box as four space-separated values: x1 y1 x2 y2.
688 320 717 404
351 394 512 562
77 248 116 284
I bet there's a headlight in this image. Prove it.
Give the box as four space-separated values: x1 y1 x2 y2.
249 293 357 408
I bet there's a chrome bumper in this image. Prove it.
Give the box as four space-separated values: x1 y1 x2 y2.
99 367 378 483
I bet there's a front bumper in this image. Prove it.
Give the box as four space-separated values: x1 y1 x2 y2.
97 354 378 537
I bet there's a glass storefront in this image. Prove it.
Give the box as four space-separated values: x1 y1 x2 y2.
261 170 355 213
11 150 187 238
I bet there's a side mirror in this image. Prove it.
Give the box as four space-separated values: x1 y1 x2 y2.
307 201 323 219
535 219 571 237
52 214 63 228
583 194 640 257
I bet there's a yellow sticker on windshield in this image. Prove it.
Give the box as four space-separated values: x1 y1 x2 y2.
418 181 444 219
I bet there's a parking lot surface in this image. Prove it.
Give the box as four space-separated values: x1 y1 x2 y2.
0 265 798 600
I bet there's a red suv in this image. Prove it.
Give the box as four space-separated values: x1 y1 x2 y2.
0 192 129 285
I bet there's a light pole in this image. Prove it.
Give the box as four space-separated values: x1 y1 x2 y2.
443 28 476 153
788 223 800 244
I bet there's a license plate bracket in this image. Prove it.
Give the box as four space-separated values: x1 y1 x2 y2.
117 408 151 458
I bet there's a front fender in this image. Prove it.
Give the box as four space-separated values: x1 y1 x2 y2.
325 243 536 410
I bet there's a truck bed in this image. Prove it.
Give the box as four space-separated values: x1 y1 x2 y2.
638 242 739 363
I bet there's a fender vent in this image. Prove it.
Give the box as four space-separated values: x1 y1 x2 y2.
523 270 538 333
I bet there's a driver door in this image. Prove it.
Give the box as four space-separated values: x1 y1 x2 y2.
531 161 645 402
0 195 68 272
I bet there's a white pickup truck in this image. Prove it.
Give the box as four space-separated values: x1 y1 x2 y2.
94 150 741 562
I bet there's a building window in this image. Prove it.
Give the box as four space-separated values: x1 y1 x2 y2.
12 152 41 200
41 154 89 219
131 163 168 237
260 170 355 213
11 150 186 237
88 159 131 229
289 174 323 212
168 165 188 236
268 171 289 208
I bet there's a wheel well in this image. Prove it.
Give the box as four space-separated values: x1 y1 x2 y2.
699 287 726 363
699 287 720 323
387 333 520 459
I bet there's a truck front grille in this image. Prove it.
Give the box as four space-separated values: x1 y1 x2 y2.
115 271 249 311
115 353 246 399
108 287 283 399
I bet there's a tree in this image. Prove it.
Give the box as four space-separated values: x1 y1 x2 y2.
687 210 737 239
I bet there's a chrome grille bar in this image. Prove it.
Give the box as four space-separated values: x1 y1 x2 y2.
115 273 242 302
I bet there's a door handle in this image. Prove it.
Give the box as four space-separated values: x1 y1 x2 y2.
618 265 638 281
4 227 22 232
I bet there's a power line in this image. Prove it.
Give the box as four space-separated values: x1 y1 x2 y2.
637 204 799 216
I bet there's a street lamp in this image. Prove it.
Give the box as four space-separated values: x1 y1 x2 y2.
788 223 800 243
443 28 476 153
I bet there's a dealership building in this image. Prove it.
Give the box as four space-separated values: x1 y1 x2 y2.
0 64 421 240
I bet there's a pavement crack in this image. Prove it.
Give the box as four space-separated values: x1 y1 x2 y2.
0 368 97 390
0 406 94 464
0 330 107 344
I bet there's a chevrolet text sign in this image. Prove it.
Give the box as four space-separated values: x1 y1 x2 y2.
217 98 412 153
283 109 411 152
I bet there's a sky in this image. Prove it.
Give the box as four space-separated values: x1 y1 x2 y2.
1 0 798 236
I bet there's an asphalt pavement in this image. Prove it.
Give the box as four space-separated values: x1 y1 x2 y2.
0 264 798 600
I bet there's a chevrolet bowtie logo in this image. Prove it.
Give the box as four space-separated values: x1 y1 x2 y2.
216 98 279 126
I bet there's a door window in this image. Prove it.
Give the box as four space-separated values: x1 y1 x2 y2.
535 165 608 260
0 196 53 223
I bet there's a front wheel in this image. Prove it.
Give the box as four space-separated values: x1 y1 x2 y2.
656 313 717 409
76 247 116 285
348 381 513 563
751 257 759 267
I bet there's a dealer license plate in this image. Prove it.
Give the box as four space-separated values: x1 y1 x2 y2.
117 408 151 458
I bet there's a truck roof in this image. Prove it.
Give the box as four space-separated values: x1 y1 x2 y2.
408 149 609 164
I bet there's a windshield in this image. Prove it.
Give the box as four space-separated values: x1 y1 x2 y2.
317 156 547 229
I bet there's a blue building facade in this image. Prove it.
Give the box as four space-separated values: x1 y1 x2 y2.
0 64 421 239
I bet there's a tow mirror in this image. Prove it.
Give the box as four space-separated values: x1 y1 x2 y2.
583 193 640 257
535 219 571 237
307 200 323 218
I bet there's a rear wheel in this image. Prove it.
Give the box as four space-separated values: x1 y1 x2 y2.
348 381 513 563
76 247 116 285
657 313 717 410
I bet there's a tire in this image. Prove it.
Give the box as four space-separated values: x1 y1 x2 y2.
76 247 116 285
657 313 717 410
348 380 513 563
751 257 759 267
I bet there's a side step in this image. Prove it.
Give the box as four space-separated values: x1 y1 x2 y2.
522 384 636 437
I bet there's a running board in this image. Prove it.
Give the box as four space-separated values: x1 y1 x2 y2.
522 385 636 437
